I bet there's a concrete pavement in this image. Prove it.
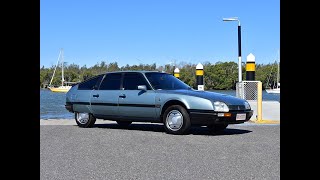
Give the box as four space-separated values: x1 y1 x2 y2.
248 101 280 123
41 123 280 180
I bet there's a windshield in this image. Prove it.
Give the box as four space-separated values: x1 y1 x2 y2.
145 72 191 90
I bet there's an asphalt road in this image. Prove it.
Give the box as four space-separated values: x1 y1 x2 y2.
40 122 280 180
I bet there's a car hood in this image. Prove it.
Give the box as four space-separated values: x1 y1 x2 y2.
157 89 246 105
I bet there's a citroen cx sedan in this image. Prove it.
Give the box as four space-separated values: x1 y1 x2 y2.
65 71 253 135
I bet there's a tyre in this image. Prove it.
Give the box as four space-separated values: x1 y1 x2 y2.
163 105 191 135
207 124 228 134
116 121 132 127
75 112 96 128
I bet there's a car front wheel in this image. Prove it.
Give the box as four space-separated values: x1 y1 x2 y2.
75 112 96 128
163 105 191 135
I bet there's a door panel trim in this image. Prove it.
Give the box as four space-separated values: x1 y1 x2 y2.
69 102 90 105
91 103 118 106
69 101 160 108
118 104 156 108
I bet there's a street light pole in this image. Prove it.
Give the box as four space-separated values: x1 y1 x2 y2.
237 21 242 82
223 17 242 82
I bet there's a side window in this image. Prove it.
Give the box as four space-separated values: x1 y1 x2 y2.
78 75 103 90
123 73 151 90
99 73 122 90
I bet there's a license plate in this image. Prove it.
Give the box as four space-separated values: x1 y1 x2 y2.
236 113 246 120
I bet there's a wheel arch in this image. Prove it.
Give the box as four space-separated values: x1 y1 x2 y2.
160 100 189 119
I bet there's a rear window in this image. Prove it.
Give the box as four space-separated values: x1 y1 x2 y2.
78 74 103 90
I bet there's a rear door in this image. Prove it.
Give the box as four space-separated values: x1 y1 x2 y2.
118 72 157 121
72 74 104 113
90 73 122 118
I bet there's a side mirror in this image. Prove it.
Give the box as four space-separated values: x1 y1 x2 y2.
137 85 147 91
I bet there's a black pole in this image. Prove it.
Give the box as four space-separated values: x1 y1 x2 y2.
238 25 241 57
172 65 175 75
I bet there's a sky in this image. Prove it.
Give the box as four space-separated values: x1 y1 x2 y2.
40 0 279 68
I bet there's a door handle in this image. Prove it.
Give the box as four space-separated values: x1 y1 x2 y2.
93 94 99 98
119 94 126 98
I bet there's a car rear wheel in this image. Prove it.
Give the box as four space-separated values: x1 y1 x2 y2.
116 121 132 127
207 124 228 134
163 105 191 135
75 112 96 128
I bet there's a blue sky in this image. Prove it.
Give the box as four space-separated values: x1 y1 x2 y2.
40 0 279 68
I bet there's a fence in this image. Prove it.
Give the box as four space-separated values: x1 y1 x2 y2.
236 81 262 121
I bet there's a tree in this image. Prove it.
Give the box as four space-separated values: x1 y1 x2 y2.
40 60 277 90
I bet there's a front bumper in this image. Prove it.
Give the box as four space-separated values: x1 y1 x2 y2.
189 109 253 125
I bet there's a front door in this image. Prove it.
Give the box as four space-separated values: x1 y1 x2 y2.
118 73 157 121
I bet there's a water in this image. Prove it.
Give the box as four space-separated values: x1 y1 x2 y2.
40 89 280 119
40 89 74 119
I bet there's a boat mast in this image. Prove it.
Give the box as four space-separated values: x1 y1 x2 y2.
276 50 280 89
276 61 279 89
49 49 62 87
61 48 64 86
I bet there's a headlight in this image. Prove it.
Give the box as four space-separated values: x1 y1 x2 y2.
244 101 251 110
213 101 229 112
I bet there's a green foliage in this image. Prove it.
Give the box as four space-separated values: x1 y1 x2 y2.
179 63 196 88
40 61 279 90
203 61 238 90
255 62 279 89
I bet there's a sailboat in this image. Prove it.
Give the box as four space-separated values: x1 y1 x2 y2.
266 60 280 94
48 49 74 93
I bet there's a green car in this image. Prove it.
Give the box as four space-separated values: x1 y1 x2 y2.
65 71 253 135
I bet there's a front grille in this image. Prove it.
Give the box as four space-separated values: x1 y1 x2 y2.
228 105 246 111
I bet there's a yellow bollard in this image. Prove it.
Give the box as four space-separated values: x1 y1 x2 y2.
174 68 180 78
257 81 262 121
246 53 255 80
196 63 204 91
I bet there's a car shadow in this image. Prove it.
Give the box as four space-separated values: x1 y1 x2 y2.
90 123 252 136
190 126 252 136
